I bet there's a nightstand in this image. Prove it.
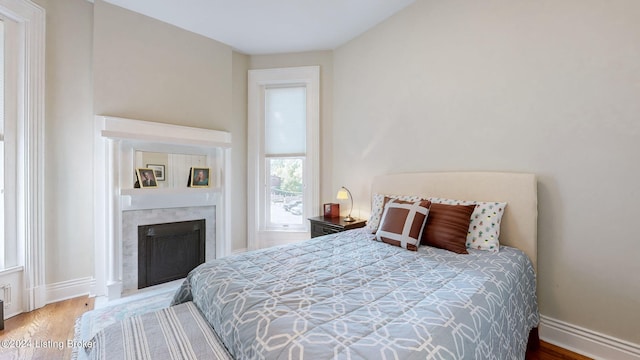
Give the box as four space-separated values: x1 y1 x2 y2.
308 216 367 238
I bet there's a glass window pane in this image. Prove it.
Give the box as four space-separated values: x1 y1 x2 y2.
0 142 4 265
265 87 306 155
0 19 4 133
0 20 4 266
268 158 303 226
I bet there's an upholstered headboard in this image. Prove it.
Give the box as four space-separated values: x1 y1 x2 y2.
371 172 538 270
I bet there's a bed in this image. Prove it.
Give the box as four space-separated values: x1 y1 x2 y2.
169 171 540 359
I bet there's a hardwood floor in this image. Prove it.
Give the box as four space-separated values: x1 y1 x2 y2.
0 296 94 360
0 296 591 360
526 341 593 360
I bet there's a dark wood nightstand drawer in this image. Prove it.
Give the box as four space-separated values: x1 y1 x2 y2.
311 222 342 237
308 216 367 238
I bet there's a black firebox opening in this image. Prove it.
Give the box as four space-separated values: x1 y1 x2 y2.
138 219 205 289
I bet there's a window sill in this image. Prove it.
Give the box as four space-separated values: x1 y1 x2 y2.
0 266 24 276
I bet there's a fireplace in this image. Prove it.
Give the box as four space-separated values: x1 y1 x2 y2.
121 206 215 292
95 116 232 300
138 219 205 289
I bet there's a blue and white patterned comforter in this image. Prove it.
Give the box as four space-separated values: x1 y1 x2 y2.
172 228 539 360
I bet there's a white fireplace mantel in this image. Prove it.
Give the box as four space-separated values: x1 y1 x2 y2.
93 116 232 300
119 188 220 211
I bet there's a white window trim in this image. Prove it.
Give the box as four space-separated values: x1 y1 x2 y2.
0 0 46 311
247 66 320 250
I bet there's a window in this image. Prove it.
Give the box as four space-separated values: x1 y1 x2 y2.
0 15 18 270
248 67 319 249
265 86 306 229
0 0 45 312
0 15 20 269
0 19 4 267
1 12 24 270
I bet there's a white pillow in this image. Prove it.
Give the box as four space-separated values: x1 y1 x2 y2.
429 197 507 252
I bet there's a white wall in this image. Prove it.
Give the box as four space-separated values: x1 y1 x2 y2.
93 0 232 128
92 0 249 254
28 0 249 302
35 0 94 287
231 51 249 251
333 0 640 348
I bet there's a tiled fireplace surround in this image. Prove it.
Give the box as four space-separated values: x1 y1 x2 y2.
95 116 231 300
121 206 216 292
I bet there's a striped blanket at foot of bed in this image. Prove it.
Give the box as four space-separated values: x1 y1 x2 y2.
84 301 232 360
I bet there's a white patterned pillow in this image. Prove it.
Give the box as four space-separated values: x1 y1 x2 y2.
367 193 424 233
375 199 431 251
429 197 507 252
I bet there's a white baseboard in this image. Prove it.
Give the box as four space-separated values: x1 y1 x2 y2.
540 315 640 360
232 248 248 255
46 277 94 304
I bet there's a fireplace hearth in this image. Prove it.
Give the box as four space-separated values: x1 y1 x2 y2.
138 219 205 289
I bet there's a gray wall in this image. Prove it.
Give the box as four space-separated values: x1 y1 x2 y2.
332 0 640 345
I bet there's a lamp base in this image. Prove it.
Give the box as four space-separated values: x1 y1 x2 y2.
343 216 355 222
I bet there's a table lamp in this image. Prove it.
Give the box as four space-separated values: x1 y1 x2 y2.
336 186 355 222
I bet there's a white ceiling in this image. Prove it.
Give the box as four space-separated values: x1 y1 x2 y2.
102 0 415 55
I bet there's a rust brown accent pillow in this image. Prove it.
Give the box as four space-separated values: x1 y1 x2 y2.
421 203 475 254
376 199 431 251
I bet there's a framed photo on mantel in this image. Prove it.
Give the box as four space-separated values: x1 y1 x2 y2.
136 168 158 188
146 164 165 181
188 167 211 188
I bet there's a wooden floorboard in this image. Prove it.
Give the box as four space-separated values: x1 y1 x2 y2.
0 296 591 359
526 340 593 360
0 296 94 360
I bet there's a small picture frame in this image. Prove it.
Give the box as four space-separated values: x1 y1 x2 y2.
136 168 158 188
188 167 211 188
146 164 165 181
324 203 340 218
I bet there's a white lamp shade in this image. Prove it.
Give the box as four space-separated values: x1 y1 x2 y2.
336 189 349 200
